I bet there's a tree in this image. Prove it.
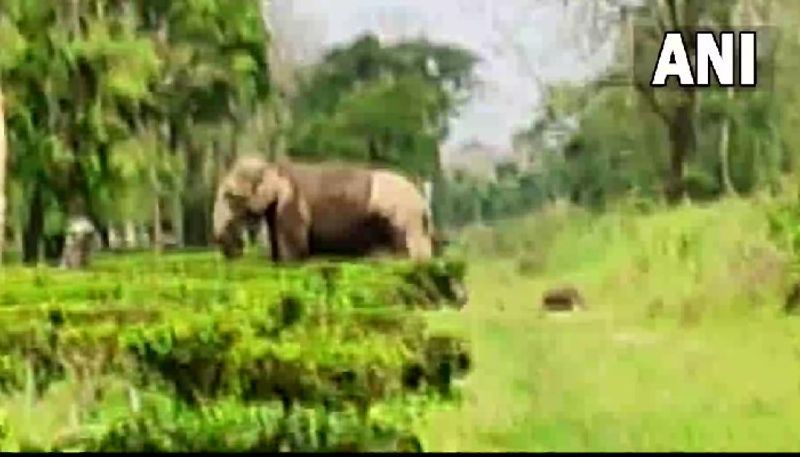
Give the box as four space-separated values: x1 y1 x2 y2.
0 8 27 264
134 0 271 248
289 34 478 177
0 0 271 262
511 0 791 207
0 84 6 263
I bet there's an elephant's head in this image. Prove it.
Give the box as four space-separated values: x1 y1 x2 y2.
212 156 294 259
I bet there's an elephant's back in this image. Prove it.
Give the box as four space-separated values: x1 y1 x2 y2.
283 163 372 207
282 162 374 235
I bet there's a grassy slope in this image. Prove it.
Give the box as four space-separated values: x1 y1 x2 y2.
422 198 800 452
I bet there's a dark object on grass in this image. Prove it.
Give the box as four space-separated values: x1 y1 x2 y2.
785 281 800 314
542 285 586 312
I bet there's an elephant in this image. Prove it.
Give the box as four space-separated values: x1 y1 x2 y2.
212 155 434 263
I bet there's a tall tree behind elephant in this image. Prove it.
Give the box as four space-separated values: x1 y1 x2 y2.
135 0 271 249
213 156 433 263
0 1 272 263
0 83 7 265
0 7 29 264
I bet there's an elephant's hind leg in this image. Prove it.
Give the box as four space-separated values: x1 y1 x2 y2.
405 226 432 261
387 215 431 261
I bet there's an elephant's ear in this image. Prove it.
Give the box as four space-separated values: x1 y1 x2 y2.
273 165 296 205
247 166 280 212
274 166 311 229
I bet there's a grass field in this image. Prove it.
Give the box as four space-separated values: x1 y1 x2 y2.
421 197 800 452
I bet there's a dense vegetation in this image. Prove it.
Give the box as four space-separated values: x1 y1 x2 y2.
5 0 800 452
440 0 800 228
3 1 795 254
0 0 479 263
0 251 470 451
0 1 481 451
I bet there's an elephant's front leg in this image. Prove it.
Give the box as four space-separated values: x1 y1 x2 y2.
275 225 310 262
271 193 312 263
266 211 310 263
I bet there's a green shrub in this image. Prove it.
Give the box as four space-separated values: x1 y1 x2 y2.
0 252 473 452
0 409 18 452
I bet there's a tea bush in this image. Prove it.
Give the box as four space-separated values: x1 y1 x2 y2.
0 251 472 451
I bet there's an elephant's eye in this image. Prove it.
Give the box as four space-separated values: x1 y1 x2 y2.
225 192 248 208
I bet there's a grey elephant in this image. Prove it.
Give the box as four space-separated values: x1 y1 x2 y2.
212 155 434 262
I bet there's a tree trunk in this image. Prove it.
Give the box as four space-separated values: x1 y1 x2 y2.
170 195 183 248
23 185 44 265
83 198 109 249
0 83 7 265
230 119 240 161
43 232 65 264
719 88 736 196
153 198 162 253
665 93 698 204
168 122 184 248
259 0 292 161
124 220 138 249
14 220 22 257
182 202 209 247
96 225 110 249
667 125 689 204
91 143 112 250
430 168 449 230
181 122 210 247
754 137 763 188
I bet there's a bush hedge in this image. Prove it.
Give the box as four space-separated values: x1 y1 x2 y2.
0 252 471 452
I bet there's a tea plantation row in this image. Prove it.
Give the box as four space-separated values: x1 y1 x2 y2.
0 252 472 452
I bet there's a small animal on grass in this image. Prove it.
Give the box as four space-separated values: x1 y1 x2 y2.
60 216 97 270
212 155 435 263
541 285 586 312
785 280 800 315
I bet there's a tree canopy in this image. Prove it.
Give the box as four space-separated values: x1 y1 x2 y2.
288 33 480 180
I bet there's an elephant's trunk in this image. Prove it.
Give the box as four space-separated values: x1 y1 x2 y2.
212 192 246 259
212 196 231 242
219 233 244 259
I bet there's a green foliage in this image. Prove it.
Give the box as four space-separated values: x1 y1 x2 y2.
0 0 272 257
0 409 16 452
289 33 478 180
489 0 795 214
764 187 800 277
67 395 425 452
0 252 472 451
